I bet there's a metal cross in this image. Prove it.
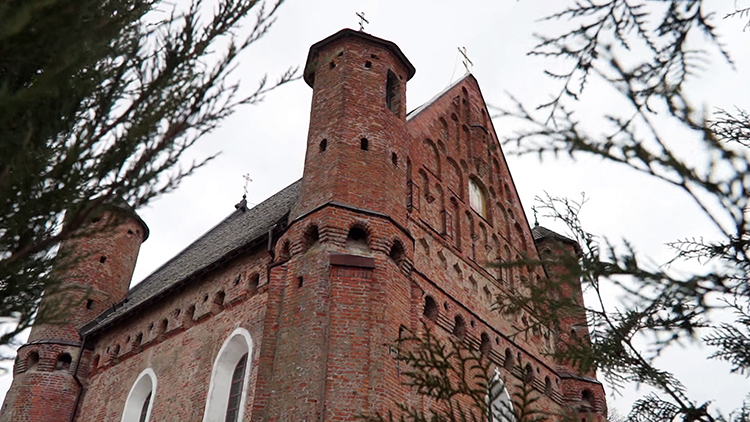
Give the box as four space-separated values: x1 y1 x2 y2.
458 46 473 74
356 12 369 32
242 173 252 196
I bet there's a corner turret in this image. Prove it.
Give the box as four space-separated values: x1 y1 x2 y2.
292 29 416 225
0 200 147 422
532 225 607 422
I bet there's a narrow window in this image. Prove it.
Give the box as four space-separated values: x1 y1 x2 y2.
582 389 594 407
139 393 151 422
346 226 369 252
305 225 320 249
389 240 405 265
469 178 487 218
480 333 491 357
214 291 226 308
27 351 39 371
360 138 369 151
86 299 94 310
503 348 514 370
423 296 438 321
100 256 107 263
386 70 400 115
453 315 466 339
225 353 248 422
524 364 534 383
248 274 260 295
319 139 327 152
121 368 156 422
203 328 253 422
55 353 72 371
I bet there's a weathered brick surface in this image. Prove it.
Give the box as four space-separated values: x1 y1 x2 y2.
1 210 145 422
77 249 271 421
2 29 607 422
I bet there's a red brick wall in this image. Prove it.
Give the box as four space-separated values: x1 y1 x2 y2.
1 210 144 422
3 30 609 422
76 249 271 421
29 213 145 344
293 33 410 227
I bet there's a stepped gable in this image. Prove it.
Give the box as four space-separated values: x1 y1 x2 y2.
81 179 302 335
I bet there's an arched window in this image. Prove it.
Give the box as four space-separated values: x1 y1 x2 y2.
55 353 72 371
423 295 438 321
226 353 248 422
386 70 400 115
488 370 515 422
27 351 39 371
121 368 156 422
453 315 466 339
203 328 253 422
469 178 487 218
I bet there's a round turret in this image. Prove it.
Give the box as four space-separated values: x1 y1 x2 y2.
293 29 416 225
0 201 147 422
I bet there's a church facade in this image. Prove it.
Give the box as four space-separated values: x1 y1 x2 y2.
1 29 607 422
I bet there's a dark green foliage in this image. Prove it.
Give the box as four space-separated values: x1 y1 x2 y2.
0 0 297 349
374 2 750 422
362 327 556 422
492 1 750 421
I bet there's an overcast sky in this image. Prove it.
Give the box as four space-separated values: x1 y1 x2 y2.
3 0 749 416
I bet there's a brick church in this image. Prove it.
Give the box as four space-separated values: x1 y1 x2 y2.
1 29 607 422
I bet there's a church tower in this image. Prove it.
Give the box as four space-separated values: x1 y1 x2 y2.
0 202 147 422
533 226 608 422
253 29 418 422
292 28 416 225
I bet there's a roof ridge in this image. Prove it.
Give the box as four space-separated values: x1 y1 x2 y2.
406 73 473 121
82 179 303 335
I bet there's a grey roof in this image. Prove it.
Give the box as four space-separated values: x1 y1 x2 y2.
81 179 302 335
531 225 578 246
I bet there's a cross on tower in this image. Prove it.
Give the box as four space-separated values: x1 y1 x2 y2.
356 12 369 32
235 173 252 212
242 173 252 196
458 46 473 74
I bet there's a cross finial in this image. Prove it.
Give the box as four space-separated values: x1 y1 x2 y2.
356 12 369 32
235 173 252 213
532 206 539 227
458 46 473 74
242 173 252 196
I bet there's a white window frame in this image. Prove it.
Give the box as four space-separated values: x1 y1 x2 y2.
488 369 515 422
121 367 157 422
202 327 254 422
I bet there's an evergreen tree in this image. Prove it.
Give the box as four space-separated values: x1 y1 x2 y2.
497 1 749 419
376 2 749 421
0 0 296 349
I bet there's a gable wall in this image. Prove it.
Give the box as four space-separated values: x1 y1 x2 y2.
404 77 563 402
